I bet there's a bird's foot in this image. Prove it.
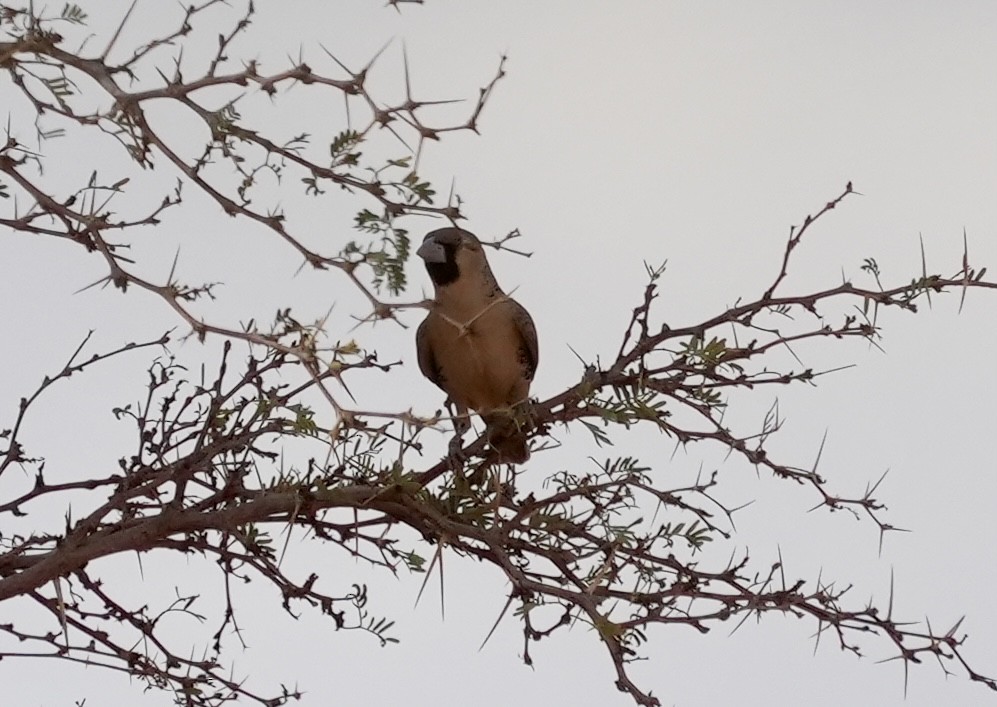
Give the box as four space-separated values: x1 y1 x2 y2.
447 434 467 472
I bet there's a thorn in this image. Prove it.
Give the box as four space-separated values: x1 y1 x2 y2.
101 0 138 61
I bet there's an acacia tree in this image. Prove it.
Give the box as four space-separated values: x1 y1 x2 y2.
0 3 994 706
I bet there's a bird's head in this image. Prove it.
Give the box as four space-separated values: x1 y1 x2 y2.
417 227 496 290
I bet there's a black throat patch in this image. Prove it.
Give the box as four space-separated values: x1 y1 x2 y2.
425 242 460 287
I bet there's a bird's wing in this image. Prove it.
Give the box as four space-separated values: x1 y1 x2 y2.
416 315 445 390
510 299 539 382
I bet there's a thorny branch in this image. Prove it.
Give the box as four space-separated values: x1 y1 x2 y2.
1 4 995 707
0 0 505 421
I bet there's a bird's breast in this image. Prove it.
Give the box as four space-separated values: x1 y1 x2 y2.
428 305 529 413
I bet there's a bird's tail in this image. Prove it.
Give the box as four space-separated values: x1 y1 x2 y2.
483 409 531 464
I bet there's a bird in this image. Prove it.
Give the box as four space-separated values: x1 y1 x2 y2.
415 227 538 464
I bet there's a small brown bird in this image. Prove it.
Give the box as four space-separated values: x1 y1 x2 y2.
416 227 538 463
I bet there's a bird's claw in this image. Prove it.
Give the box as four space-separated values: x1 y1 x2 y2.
447 435 467 471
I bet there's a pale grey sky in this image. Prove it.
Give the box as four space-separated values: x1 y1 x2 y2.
2 2 995 706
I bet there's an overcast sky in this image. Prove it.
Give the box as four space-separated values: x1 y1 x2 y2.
2 1 996 706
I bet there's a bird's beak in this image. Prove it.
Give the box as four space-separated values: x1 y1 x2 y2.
417 238 447 263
